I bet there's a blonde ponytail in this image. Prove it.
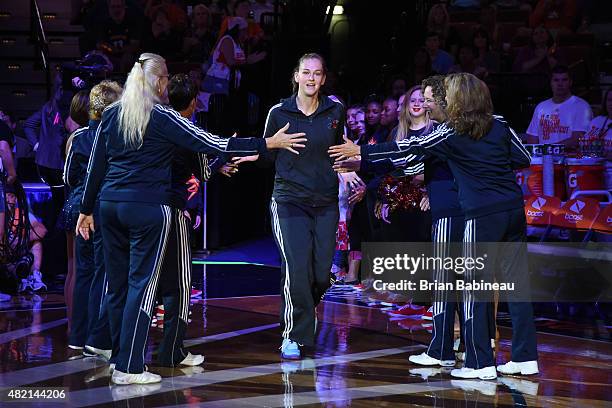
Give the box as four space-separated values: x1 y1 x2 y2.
118 53 167 149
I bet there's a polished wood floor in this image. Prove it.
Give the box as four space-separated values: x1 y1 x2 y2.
0 289 610 407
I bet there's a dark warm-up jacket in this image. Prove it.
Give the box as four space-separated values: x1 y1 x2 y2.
262 94 345 207
80 103 267 215
360 116 531 220
360 123 463 222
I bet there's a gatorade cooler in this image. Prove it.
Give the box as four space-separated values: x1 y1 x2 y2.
516 156 565 199
565 157 606 197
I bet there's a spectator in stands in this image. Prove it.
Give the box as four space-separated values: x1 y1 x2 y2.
377 86 430 242
577 1 612 42
425 32 454 74
219 0 265 50
93 0 143 72
5 191 48 293
426 4 460 55
373 97 399 144
24 74 68 223
478 6 498 41
408 48 435 89
584 88 612 159
513 25 565 76
449 45 489 79
0 109 17 251
0 110 17 188
389 75 409 100
529 0 577 34
472 28 500 73
144 0 188 32
183 4 217 63
346 105 367 141
141 8 183 60
203 17 248 96
364 96 383 138
526 65 592 148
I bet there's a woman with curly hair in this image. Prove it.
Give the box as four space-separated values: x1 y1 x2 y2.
329 73 537 381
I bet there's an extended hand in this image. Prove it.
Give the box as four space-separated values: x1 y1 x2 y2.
348 183 366 205
333 157 362 173
340 171 364 189
75 213 95 240
265 123 307 154
328 136 360 160
219 163 238 177
231 154 259 165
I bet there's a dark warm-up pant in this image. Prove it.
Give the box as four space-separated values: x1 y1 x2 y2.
85 224 112 351
426 216 465 361
270 198 339 347
462 208 538 369
69 211 105 348
157 209 192 367
101 201 172 374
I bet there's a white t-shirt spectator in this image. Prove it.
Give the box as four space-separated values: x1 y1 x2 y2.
526 95 593 144
585 115 612 157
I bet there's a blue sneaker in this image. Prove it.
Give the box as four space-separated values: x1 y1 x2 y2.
281 339 301 360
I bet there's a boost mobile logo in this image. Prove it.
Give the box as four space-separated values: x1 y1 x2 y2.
532 197 547 210
570 200 585 214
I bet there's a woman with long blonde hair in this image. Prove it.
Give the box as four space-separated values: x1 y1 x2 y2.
75 53 304 384
376 86 430 243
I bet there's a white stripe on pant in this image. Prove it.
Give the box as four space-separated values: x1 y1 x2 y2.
270 198 294 339
126 205 172 371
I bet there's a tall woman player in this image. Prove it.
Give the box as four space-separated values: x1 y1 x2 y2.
259 53 345 360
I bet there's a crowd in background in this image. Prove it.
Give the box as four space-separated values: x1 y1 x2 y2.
0 0 611 299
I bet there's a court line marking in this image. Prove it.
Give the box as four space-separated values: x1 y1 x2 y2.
165 381 456 408
0 323 280 388
0 318 67 345
66 345 427 407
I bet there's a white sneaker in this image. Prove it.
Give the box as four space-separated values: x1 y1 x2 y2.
409 352 455 367
498 377 539 395
111 369 161 385
450 366 497 380
84 345 112 361
29 271 47 291
179 352 204 366
68 345 83 350
451 379 498 396
497 360 539 375
280 338 301 360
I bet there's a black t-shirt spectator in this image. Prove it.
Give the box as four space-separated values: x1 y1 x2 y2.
141 24 183 60
95 14 142 54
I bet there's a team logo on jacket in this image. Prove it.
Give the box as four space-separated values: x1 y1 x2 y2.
329 119 339 129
